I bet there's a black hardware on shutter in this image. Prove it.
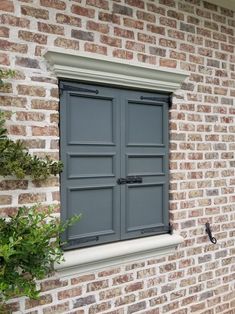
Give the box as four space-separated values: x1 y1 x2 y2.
65 236 99 249
140 93 173 108
141 223 173 235
117 176 143 185
60 83 99 95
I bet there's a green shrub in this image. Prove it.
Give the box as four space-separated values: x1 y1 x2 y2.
0 205 80 304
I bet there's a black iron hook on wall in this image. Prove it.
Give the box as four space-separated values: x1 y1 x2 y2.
205 222 217 244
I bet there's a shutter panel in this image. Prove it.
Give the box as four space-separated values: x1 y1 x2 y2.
120 89 169 239
60 81 121 249
60 82 170 249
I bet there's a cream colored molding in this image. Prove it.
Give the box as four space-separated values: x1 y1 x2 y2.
56 234 184 277
44 49 188 92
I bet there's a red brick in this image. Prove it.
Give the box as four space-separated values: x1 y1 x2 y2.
0 195 12 205
113 49 133 59
71 4 95 18
137 33 156 44
160 16 177 28
86 0 109 10
123 17 144 29
147 3 165 15
0 39 28 53
8 125 26 136
16 111 45 121
54 37 79 50
40 0 66 10
71 29 94 41
138 53 156 64
21 5 49 19
16 56 40 69
58 287 82 300
98 12 120 24
115 295 136 306
125 282 144 292
56 13 81 26
113 274 133 285
85 42 107 55
159 0 176 7
0 0 14 12
100 35 122 47
127 301 146 313
87 280 109 292
0 26 9 38
31 126 59 136
17 85 46 97
99 287 122 300
160 58 177 68
38 22 64 35
43 302 70 314
71 274 95 285
89 302 111 314
87 21 109 34
137 10 155 22
25 295 52 310
147 24 165 35
113 3 133 16
18 193 46 204
126 40 145 52
0 52 10 65
0 14 30 28
125 0 144 9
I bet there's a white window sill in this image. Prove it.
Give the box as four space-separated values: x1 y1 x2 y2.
55 234 184 276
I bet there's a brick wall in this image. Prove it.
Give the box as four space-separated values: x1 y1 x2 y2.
0 0 235 313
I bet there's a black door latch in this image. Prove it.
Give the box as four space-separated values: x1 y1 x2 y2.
205 222 217 244
117 176 143 185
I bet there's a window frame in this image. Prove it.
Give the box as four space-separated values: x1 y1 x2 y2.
44 49 186 273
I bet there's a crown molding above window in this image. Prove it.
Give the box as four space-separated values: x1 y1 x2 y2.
44 49 188 93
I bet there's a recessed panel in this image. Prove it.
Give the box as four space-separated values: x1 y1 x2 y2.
68 186 114 239
68 154 114 178
128 155 164 176
68 95 114 144
126 184 163 231
127 102 163 146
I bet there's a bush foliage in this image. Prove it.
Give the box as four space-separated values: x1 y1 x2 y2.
0 206 81 304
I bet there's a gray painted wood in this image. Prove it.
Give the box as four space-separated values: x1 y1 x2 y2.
60 81 169 249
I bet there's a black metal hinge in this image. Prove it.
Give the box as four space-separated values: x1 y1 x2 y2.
140 224 173 235
60 83 99 96
140 94 173 108
66 236 99 248
169 223 173 235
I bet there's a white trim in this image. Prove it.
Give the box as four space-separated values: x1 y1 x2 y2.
56 234 184 277
44 49 188 92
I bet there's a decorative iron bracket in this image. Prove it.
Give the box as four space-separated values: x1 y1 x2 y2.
205 222 217 244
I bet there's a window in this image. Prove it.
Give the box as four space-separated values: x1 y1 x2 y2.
60 81 171 250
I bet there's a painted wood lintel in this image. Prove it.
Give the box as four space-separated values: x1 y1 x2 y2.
44 49 188 93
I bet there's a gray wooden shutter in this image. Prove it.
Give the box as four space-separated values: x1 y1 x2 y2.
60 81 170 249
120 90 169 240
60 81 121 249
